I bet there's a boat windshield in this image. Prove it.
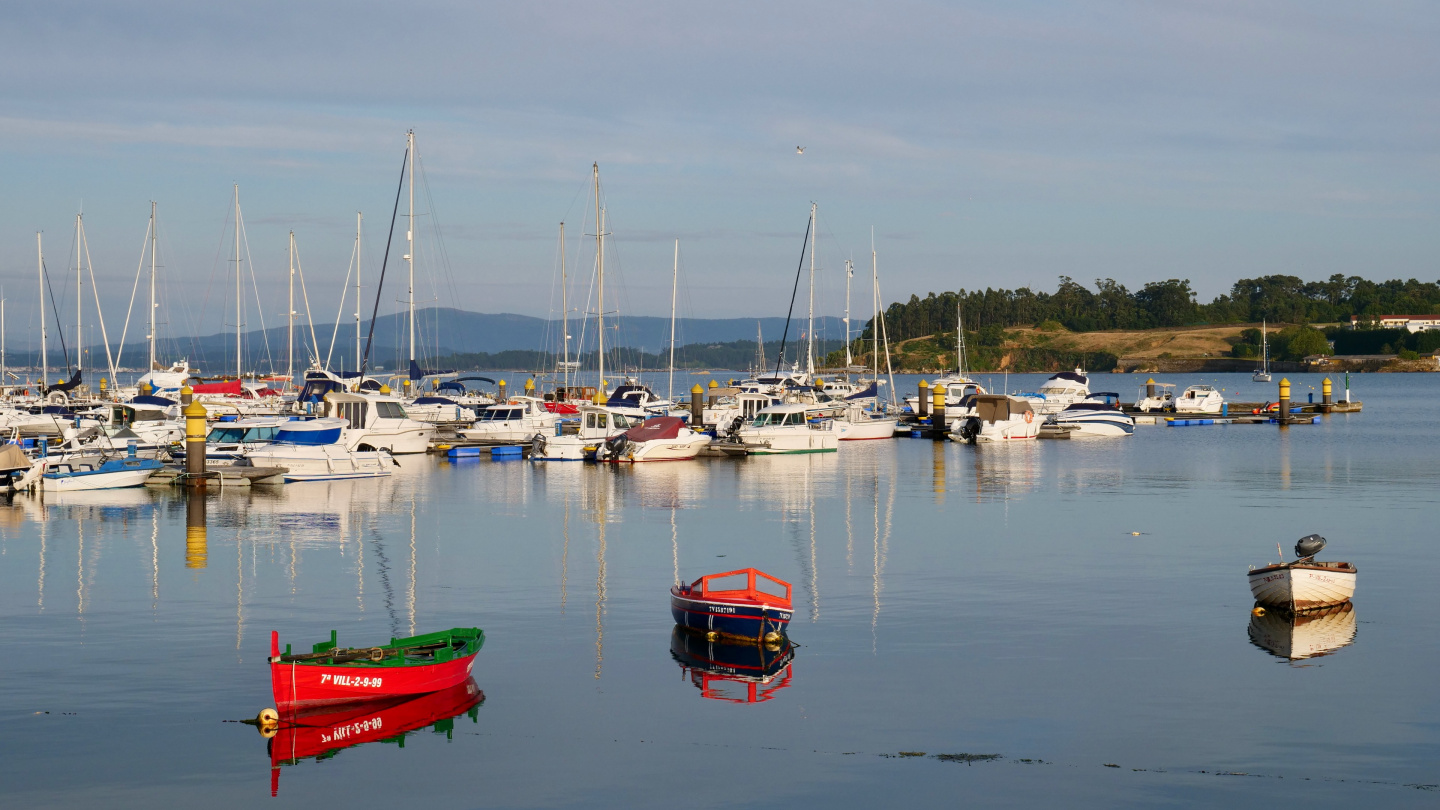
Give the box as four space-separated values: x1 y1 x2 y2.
375 401 408 419
481 408 522 421
206 426 280 443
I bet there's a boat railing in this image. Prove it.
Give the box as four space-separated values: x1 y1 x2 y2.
695 568 792 607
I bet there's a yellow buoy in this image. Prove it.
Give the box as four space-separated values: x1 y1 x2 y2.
257 707 279 726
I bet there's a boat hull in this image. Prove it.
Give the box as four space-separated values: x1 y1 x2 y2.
1248 562 1357 611
1053 413 1135 436
42 467 156 492
835 417 899 440
245 445 394 483
348 425 435 455
1247 602 1356 660
670 589 792 640
736 427 838 454
602 435 712 462
270 651 479 709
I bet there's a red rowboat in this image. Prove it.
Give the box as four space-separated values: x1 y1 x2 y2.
670 568 793 641
268 677 483 796
269 627 484 709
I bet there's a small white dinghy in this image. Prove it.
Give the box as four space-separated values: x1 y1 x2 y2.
1248 534 1356 612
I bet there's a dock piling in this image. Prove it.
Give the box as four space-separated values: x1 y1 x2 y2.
1278 377 1291 426
184 393 207 486
918 380 929 418
1322 377 1333 413
932 388 947 439
691 384 703 423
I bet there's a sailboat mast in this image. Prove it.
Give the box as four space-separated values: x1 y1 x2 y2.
234 184 242 380
75 214 83 376
806 202 816 376
594 163 605 396
560 222 569 394
844 258 853 368
37 232 46 390
288 231 295 389
148 202 157 372
355 212 362 374
407 129 415 365
668 238 678 402
872 232 878 381
956 301 968 377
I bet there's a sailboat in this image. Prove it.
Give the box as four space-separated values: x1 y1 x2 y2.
903 300 987 412
1252 320 1272 382
833 234 899 440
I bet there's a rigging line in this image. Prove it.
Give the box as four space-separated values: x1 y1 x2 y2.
774 214 812 377
292 242 321 365
40 259 72 375
325 238 358 369
360 144 409 378
237 209 276 375
80 225 118 381
113 213 151 372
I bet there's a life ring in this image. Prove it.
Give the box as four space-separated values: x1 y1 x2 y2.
1023 411 1033 424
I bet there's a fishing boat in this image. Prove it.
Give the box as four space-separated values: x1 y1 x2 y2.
267 678 483 796
669 627 795 704
268 627 484 709
594 415 711 462
1051 393 1135 436
1248 534 1357 612
950 394 1040 443
670 568 793 641
42 456 163 492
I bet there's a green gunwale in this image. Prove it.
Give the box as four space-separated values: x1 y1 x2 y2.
278 627 484 668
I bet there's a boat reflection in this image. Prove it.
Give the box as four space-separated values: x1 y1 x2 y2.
1247 603 1357 661
669 627 795 704
969 441 1040 501
266 678 484 796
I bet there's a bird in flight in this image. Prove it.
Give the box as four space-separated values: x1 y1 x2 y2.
796 146 805 154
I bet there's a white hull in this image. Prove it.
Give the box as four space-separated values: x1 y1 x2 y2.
835 417 899 441
1248 602 1357 660
245 445 394 482
531 435 593 461
346 425 435 454
43 468 156 491
1248 563 1357 611
613 435 712 462
1053 413 1134 436
737 427 838 454
460 421 557 444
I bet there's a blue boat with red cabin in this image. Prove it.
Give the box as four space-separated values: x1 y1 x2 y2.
670 568 793 641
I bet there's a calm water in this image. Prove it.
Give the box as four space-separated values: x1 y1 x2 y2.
3 372 1438 808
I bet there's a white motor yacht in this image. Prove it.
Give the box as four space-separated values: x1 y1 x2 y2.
1051 393 1135 437
735 403 838 455
1019 369 1091 415
325 391 435 454
950 394 1040 443
833 401 899 441
459 397 559 444
594 415 712 462
904 374 986 412
241 418 395 482
604 380 677 420
1174 384 1225 414
178 416 293 465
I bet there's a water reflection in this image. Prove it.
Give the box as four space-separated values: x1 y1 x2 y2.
1247 603 1358 662
669 627 795 704
969 442 1041 501
265 678 484 796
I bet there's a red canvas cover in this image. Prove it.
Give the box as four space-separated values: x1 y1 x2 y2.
624 416 684 442
190 378 243 395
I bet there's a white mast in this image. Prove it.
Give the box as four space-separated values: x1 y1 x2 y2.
806 202 816 377
148 202 157 372
75 214 83 377
37 232 46 391
2 297 6 388
872 231 879 382
956 300 968 377
407 129 415 365
355 212 363 373
668 238 678 402
287 231 295 389
594 163 606 396
234 183 242 380
559 222 569 393
844 257 853 369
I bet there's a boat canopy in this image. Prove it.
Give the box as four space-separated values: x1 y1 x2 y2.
412 396 458 405
190 378 243 395
973 394 1033 422
132 395 177 407
845 382 879 400
273 419 345 445
607 384 659 407
623 416 685 442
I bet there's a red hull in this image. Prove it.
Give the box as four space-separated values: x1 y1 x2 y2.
270 653 477 708
268 678 483 795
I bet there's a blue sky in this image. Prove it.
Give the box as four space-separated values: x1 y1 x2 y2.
1 1 1436 346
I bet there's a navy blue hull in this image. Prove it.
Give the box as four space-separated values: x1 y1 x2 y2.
670 594 792 640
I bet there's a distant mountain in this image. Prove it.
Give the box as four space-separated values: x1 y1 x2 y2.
47 308 851 373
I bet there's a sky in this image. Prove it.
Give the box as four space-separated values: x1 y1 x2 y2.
1 1 1437 349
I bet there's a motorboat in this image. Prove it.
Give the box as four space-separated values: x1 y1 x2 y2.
291 366 386 415
1018 369 1090 415
833 402 899 441
1051 393 1135 437
1248 534 1356 612
324 391 435 454
670 568 793 641
735 371 809 397
241 419 395 482
268 627 484 709
403 395 477 424
135 359 200 397
529 405 641 461
1134 381 1176 412
1174 384 1225 414
669 627 795 704
175 416 294 465
950 394 1040 443
733 403 838 454
458 397 559 444
703 391 777 435
1247 602 1356 661
42 456 163 492
604 380 676 420
594 415 711 462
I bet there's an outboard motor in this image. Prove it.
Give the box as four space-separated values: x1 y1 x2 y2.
602 433 628 460
958 416 983 445
725 416 745 442
1294 534 1327 560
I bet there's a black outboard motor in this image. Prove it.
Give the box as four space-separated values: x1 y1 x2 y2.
1294 534 1327 560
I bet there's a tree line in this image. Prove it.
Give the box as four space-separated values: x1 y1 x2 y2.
863 274 1440 342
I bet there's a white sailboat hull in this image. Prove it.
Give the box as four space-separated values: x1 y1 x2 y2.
1248 563 1357 611
43 467 156 491
835 417 899 441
